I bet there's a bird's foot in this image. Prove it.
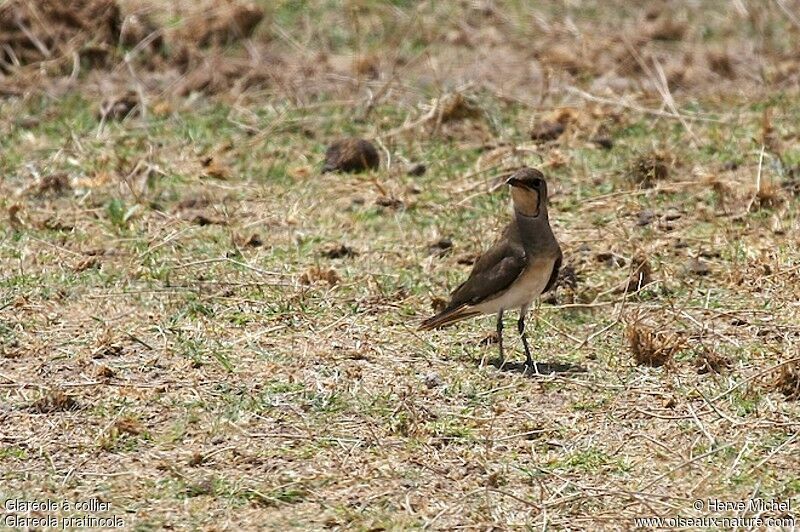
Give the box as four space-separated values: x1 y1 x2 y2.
524 356 540 375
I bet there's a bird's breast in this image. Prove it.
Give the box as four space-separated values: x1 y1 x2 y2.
476 257 555 313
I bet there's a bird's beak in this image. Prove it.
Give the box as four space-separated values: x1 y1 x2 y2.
506 177 521 188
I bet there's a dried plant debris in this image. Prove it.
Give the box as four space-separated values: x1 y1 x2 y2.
430 296 447 313
437 92 482 122
73 256 101 272
407 163 427 176
95 364 116 379
174 53 275 96
375 196 404 209
772 360 800 400
629 150 673 187
530 121 565 143
120 12 163 50
478 332 500 346
99 91 139 121
32 173 71 197
0 0 121 73
322 138 380 173
300 266 340 286
695 348 731 374
112 417 143 436
591 136 614 150
687 257 711 276
428 238 453 257
179 1 265 47
200 156 232 180
243 233 263 247
194 213 227 226
646 15 688 41
625 322 684 368
618 256 653 294
353 54 379 79
29 390 79 413
321 244 358 259
751 178 783 210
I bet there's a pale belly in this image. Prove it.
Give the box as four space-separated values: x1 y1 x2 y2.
474 257 555 314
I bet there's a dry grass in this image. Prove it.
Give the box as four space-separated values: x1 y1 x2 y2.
1 0 800 530
625 322 684 368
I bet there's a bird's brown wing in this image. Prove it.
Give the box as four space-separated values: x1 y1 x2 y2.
542 247 562 294
445 229 526 310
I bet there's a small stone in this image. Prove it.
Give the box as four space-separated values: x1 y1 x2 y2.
424 372 442 389
637 210 655 226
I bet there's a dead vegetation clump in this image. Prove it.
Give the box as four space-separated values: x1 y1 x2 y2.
751 178 784 211
177 1 265 47
0 0 121 73
119 12 162 50
30 172 71 197
173 52 276 96
353 54 380 79
29 390 79 413
625 319 685 368
530 121 565 143
322 138 380 173
530 108 578 143
300 266 341 286
646 15 688 41
321 244 358 259
98 91 139 121
617 255 653 294
538 43 588 75
695 347 731 374
629 149 674 187
772 360 800 400
0 0 270 97
437 92 482 122
706 49 736 79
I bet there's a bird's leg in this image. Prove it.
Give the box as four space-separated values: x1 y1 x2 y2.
496 310 505 367
519 305 537 373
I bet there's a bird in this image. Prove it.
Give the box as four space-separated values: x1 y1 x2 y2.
419 167 562 371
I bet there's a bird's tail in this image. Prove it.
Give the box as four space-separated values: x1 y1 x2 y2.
418 304 480 331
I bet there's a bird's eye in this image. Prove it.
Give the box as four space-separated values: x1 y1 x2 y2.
532 178 542 187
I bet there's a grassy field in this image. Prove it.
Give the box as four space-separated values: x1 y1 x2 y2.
1 0 800 529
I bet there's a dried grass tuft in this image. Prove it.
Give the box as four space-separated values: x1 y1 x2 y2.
322 138 380 173
629 149 674 187
618 255 653 294
0 0 121 73
695 347 731 374
30 390 79 413
625 322 684 368
437 92 482 122
178 1 265 47
772 360 800 400
300 266 340 286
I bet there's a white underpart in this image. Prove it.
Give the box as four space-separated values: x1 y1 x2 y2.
473 257 555 315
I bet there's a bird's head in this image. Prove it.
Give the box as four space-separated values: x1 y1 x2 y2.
506 167 548 217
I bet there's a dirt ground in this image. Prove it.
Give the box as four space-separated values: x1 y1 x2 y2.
1 0 799 530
